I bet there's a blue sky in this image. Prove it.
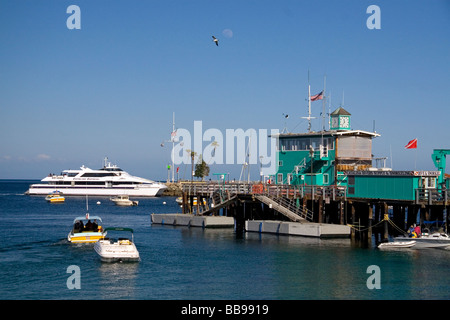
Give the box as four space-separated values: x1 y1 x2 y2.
0 0 449 180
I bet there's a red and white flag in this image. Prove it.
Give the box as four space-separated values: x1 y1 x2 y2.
405 138 418 149
310 91 323 101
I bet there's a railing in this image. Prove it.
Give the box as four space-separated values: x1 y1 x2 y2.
182 182 347 200
267 195 314 222
415 188 448 204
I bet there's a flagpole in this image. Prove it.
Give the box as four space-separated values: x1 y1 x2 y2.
322 74 326 131
308 70 311 132
415 138 418 170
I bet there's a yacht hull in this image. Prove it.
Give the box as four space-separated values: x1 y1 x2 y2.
27 185 165 197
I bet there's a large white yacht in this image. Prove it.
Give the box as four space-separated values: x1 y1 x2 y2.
27 158 167 197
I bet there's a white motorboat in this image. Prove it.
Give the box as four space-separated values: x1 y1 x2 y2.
94 227 140 262
110 195 139 206
378 241 416 249
394 232 450 249
26 157 167 197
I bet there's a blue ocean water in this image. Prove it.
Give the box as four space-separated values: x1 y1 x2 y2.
0 180 449 300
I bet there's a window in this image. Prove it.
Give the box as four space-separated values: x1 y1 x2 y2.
278 160 283 167
348 176 355 185
323 174 329 185
277 173 283 184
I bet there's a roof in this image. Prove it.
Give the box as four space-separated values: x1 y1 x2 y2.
331 107 351 116
273 129 380 139
73 215 102 223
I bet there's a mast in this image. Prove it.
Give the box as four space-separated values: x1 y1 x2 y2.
308 82 312 132
302 70 315 132
171 112 175 183
322 75 326 132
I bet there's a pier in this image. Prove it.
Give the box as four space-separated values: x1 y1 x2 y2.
153 179 449 241
155 107 450 241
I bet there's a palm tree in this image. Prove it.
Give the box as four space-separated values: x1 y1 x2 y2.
186 149 197 183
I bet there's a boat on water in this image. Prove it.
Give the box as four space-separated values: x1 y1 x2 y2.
110 195 139 206
394 232 450 249
94 227 140 262
26 157 167 197
378 241 416 249
67 215 106 243
45 191 65 203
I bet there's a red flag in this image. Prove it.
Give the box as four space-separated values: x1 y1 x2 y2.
405 138 417 149
310 91 323 101
176 167 179 173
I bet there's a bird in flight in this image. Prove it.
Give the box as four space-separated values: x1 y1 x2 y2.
212 36 219 46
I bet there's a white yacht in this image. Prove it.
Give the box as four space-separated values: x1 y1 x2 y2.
27 158 167 197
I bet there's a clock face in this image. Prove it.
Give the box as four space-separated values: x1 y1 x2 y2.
339 116 349 128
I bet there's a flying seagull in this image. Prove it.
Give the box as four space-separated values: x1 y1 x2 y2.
212 36 219 46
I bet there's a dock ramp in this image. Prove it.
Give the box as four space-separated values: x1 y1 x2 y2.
255 195 313 222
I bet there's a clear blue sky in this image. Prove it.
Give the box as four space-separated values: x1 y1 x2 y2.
1 0 449 180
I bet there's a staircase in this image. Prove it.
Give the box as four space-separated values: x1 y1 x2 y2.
255 195 314 222
199 190 237 216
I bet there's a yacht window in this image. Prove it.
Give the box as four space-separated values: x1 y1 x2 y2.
80 172 116 177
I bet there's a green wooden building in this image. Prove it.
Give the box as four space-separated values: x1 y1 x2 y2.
345 170 440 201
273 107 379 186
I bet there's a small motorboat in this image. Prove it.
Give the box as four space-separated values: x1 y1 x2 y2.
378 241 416 249
45 191 65 203
67 215 106 243
394 232 450 249
110 195 139 206
94 227 140 262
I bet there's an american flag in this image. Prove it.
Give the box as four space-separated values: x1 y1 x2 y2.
310 91 323 101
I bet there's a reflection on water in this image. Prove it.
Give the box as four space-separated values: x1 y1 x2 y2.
98 262 140 299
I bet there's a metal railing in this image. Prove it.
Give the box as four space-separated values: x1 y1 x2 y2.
415 188 448 205
182 182 347 200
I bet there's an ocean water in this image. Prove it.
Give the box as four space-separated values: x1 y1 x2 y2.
0 180 449 301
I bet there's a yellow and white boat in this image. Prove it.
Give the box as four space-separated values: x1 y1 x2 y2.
67 215 106 243
45 191 65 203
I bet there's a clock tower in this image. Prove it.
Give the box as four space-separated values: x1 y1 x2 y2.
330 107 351 131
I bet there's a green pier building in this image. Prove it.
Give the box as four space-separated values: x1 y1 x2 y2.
272 107 443 202
273 107 379 186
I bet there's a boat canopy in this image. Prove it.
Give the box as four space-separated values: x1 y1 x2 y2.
73 216 102 223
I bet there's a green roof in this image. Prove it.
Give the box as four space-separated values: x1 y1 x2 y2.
330 107 351 116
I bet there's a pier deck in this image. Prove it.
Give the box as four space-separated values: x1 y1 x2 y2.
162 181 449 240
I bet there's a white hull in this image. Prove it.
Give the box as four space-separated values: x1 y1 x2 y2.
394 234 450 249
26 158 167 197
27 185 165 197
94 240 140 262
378 241 416 249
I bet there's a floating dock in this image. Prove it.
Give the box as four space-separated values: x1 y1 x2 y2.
246 220 350 238
151 213 234 228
